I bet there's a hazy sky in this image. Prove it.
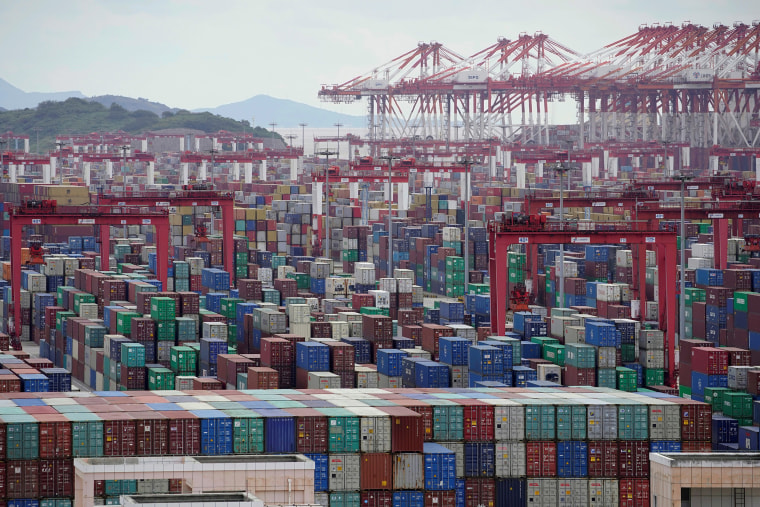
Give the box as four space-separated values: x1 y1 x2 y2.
1 0 755 116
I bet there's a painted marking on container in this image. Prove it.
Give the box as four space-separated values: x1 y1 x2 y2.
571 237 591 243
142 219 152 225
518 237 529 244
545 203 554 208
738 214 744 218
157 201 170 206
78 219 95 224
646 237 656 243
687 185 698 190
117 201 126 206
120 220 127 225
592 202 606 207
707 213 724 219
620 238 628 243
32 219 41 224
410 168 417 173
655 213 664 219
168 206 178 214
374 166 382 171
191 202 198 206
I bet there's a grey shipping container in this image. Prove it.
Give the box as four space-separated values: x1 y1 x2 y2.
557 479 589 506
137 479 169 494
393 452 424 490
328 453 360 491
438 441 465 478
526 478 558 506
308 371 342 389
495 441 526 478
597 347 617 368
313 492 330 506
639 329 664 350
587 404 618 440
355 367 378 389
588 479 619 505
649 401 681 441
378 373 401 388
639 349 665 369
493 404 525 441
359 415 391 453
448 365 469 388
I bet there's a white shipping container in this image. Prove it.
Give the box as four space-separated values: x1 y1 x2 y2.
331 321 350 340
557 479 589 506
351 407 391 453
43 258 65 276
355 366 378 388
448 365 468 388
379 278 398 293
392 453 424 490
326 277 352 294
555 259 578 278
396 278 413 293
639 350 665 369
288 304 312 324
490 401 525 441
616 250 633 268
495 441 526 478
377 373 401 388
369 290 390 308
588 479 619 506
442 226 461 242
563 326 586 344
79 303 99 320
537 363 562 383
596 283 621 303
187 257 205 276
258 267 273 284
645 250 657 267
692 243 714 259
277 265 296 279
412 285 424 304
728 366 755 390
64 258 80 276
687 257 712 269
645 301 658 321
355 266 376 285
307 371 342 389
639 329 664 350
328 454 360 491
526 479 558 506
403 348 432 360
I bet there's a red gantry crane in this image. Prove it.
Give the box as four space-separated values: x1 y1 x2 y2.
97 188 236 278
9 202 170 349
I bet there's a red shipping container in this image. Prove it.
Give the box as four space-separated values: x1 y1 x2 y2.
461 402 495 442
6 460 39 498
247 367 280 389
361 453 393 490
361 490 393 507
311 322 332 339
270 364 296 388
425 491 457 507
362 315 394 342
120 365 146 390
0 461 5 498
192 377 224 390
691 347 728 375
38 414 72 459
669 399 712 441
325 341 355 372
747 370 760 395
587 440 618 478
401 325 423 346
291 408 328 453
130 317 156 342
721 347 752 366
619 478 650 507
135 413 169 456
166 412 200 455
178 291 201 315
421 324 455 361
39 458 73 498
260 338 294 367
335 370 356 389
381 406 424 453
681 440 712 452
0 374 22 393
464 478 496 507
103 413 137 456
618 441 649 478
526 441 557 477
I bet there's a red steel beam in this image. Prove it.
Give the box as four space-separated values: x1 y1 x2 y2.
488 227 678 386
10 208 170 349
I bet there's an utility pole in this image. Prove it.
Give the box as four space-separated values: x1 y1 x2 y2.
299 122 308 153
270 122 277 149
317 147 338 259
286 135 297 152
208 147 219 188
32 127 41 155
460 156 475 295
56 141 69 185
380 154 401 276
554 147 572 309
0 140 6 181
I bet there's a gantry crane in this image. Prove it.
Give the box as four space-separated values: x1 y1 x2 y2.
97 189 235 278
488 219 679 386
9 203 170 350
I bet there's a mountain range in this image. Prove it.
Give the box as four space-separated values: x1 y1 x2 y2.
0 78 364 128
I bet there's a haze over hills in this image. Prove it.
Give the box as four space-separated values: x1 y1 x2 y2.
0 77 364 128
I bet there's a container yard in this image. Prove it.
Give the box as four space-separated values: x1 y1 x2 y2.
0 18 760 506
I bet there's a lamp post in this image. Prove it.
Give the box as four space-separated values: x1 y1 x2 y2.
554 148 572 309
32 127 41 155
460 156 474 295
208 147 219 188
380 154 401 276
334 123 343 160
662 140 671 176
0 140 6 181
270 122 277 149
674 170 693 344
299 122 308 152
317 148 338 259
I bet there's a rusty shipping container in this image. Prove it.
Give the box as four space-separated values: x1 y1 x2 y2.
38 414 72 458
166 412 201 455
291 408 328 453
361 453 393 490
381 406 424 453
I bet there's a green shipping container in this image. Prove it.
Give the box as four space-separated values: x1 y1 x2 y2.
73 292 96 314
121 343 146 368
105 479 138 495
531 336 560 348
679 385 692 398
445 256 464 272
703 387 731 412
227 410 265 453
116 312 142 335
620 344 636 364
597 368 616 389
69 415 104 457
556 404 586 441
616 367 638 392
6 420 40 459
330 492 361 507
723 392 753 419
543 344 565 366
148 367 175 390
733 291 751 313
320 409 360 453
220 298 244 320
617 403 648 440
525 403 556 440
175 317 197 342
156 320 177 341
170 346 198 375
151 297 177 321
684 287 706 307
644 368 665 386
431 402 464 441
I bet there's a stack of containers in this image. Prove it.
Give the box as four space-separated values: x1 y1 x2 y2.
691 347 729 402
326 340 356 388
260 337 295 388
439 336 470 388
151 296 177 365
468 344 505 386
341 225 370 273
199 337 227 378
639 329 665 387
295 341 337 389
584 320 618 389
445 255 465 299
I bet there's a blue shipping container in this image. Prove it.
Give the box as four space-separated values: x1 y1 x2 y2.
464 442 495 477
392 491 424 507
296 342 330 372
415 361 450 388
305 453 329 491
468 345 504 376
423 443 457 490
378 349 408 377
341 337 371 364
439 337 470 366
557 441 588 477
